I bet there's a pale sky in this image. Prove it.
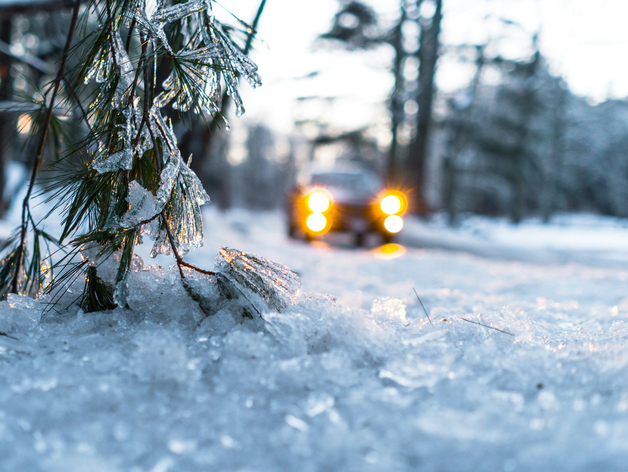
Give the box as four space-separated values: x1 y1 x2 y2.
225 0 628 139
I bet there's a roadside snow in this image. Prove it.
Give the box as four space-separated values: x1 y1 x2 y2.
1 209 628 471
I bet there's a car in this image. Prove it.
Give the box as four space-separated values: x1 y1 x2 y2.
286 165 407 246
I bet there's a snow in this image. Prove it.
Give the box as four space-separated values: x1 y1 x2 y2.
2 209 628 471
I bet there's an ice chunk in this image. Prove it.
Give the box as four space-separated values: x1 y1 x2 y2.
91 149 133 173
215 247 300 314
0 294 42 332
120 181 159 228
371 297 408 326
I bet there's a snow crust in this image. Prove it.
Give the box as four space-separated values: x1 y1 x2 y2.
2 209 628 471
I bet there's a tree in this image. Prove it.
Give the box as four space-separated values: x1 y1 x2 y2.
442 44 486 226
0 0 261 309
405 0 441 214
321 0 443 206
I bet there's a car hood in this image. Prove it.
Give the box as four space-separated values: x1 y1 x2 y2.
325 186 378 206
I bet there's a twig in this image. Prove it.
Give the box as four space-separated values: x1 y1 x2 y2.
0 331 18 341
178 260 217 277
11 0 82 294
460 317 514 336
159 211 216 279
413 287 433 325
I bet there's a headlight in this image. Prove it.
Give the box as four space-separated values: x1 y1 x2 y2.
306 213 327 232
307 191 331 213
384 215 404 233
380 195 402 215
380 191 407 215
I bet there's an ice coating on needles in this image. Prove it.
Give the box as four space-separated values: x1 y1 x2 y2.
215 247 301 313
83 0 261 163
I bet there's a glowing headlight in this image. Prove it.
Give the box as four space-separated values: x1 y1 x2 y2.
307 192 331 213
380 195 402 215
306 213 327 232
384 215 404 233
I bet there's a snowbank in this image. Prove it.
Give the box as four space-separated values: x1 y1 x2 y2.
1 209 628 471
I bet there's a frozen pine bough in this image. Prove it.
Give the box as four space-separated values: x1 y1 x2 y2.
0 0 262 308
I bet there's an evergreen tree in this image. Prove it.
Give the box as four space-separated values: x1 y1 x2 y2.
0 0 261 310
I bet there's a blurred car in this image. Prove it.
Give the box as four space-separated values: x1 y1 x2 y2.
286 166 407 245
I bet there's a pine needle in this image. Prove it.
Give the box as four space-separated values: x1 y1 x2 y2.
460 317 515 337
0 331 18 341
413 287 433 325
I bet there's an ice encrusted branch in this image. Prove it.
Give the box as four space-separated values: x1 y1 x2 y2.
82 0 258 259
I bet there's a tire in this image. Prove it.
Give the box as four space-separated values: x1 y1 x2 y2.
288 220 298 239
354 232 366 247
381 232 394 245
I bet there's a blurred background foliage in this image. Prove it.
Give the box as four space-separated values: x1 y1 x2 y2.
1 0 628 225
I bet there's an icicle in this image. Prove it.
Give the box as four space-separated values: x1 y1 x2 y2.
151 0 207 25
155 151 180 205
148 107 182 206
180 162 211 207
149 12 261 118
84 42 114 85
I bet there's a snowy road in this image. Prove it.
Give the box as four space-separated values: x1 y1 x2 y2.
1 209 628 471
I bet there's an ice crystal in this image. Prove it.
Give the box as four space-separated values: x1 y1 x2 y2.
215 248 301 314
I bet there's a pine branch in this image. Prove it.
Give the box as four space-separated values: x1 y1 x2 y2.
2 0 260 308
10 0 81 295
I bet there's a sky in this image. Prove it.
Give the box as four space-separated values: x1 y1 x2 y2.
223 0 628 141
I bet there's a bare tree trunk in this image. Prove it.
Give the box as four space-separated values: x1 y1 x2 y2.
511 46 540 224
0 0 75 19
542 84 566 223
0 18 13 217
406 0 441 214
386 2 406 184
443 45 485 226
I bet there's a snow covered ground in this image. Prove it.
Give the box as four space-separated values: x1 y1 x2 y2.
2 208 628 471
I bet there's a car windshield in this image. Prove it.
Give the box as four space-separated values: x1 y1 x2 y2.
310 172 381 193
